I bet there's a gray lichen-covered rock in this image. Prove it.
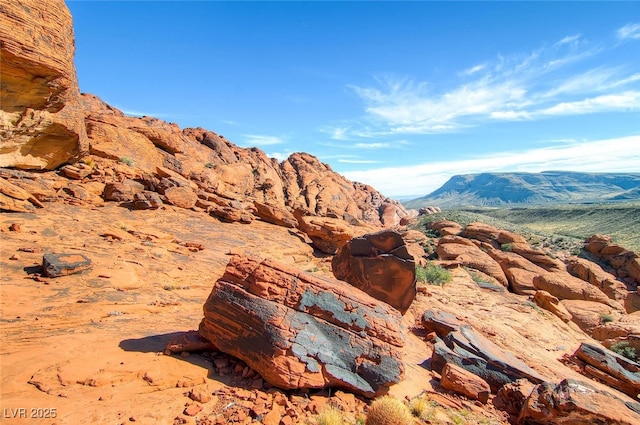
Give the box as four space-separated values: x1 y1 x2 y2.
573 342 640 399
198 255 405 397
424 310 547 392
332 230 416 314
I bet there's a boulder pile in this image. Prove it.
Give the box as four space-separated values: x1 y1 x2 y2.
429 220 639 342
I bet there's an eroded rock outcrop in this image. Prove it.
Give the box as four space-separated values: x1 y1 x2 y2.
1 0 415 233
331 230 416 314
293 210 362 254
586 234 640 285
534 273 623 311
518 379 640 425
423 310 548 392
573 342 640 399
281 153 410 227
567 257 632 308
488 249 548 295
79 95 415 231
0 176 44 212
592 314 640 354
0 0 87 169
561 299 621 334
533 290 573 322
428 220 463 237
437 235 508 287
440 362 491 403
461 222 527 246
198 255 405 397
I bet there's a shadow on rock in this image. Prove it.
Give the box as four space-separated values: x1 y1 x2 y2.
23 265 43 275
119 331 191 353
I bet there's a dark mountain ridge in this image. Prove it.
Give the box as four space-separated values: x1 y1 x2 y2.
404 171 640 209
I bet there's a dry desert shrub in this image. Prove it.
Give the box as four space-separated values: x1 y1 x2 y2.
409 396 435 420
365 396 414 425
316 406 346 425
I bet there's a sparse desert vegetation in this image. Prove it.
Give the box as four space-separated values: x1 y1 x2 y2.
462 203 640 253
412 202 640 254
416 263 452 286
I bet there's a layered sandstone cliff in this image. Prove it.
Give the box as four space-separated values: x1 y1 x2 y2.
0 0 87 169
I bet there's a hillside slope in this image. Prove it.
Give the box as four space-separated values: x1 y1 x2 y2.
404 171 640 209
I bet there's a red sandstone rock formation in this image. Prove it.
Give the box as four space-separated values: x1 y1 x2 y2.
592 313 640 354
437 235 509 287
198 255 405 397
533 290 573 322
428 317 548 392
331 230 416 314
533 273 622 310
586 234 640 285
518 379 640 425
566 257 630 303
573 342 640 399
461 222 527 246
440 363 491 403
0 0 88 169
428 219 463 236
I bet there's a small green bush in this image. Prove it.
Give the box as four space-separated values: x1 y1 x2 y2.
204 162 214 169
119 156 134 166
416 263 452 286
366 396 414 425
468 269 490 285
500 243 514 252
610 341 637 362
600 313 614 323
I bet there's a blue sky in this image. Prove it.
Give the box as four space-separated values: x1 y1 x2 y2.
67 1 640 199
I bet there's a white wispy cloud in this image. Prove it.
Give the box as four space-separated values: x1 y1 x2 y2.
354 142 390 149
338 159 380 164
341 135 640 198
328 127 350 140
556 34 582 45
539 91 640 116
335 33 639 138
267 151 291 161
242 134 286 146
617 23 640 40
461 63 487 76
318 140 408 150
121 108 172 119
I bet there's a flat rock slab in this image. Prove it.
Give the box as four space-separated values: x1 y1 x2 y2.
42 253 92 277
199 255 405 397
431 324 547 392
422 310 465 338
574 342 640 399
518 379 640 425
440 362 491 403
332 230 416 314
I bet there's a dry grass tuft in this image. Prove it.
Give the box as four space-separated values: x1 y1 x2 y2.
365 395 414 425
316 405 346 425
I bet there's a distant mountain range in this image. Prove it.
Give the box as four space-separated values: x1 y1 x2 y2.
402 171 640 209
